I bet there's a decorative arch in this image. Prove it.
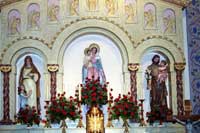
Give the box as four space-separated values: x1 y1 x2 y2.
134 36 185 63
1 39 51 64
51 18 134 70
7 45 49 119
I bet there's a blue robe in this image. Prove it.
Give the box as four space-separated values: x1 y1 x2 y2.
19 93 28 108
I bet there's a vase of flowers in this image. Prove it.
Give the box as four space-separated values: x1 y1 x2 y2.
81 78 108 107
111 93 139 133
45 92 80 126
16 105 40 127
81 78 108 133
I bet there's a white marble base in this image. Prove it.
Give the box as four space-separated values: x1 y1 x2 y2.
0 123 185 133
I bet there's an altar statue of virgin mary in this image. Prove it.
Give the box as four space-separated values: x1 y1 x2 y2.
82 43 106 84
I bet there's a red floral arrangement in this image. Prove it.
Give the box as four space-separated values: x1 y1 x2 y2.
45 92 80 123
110 93 139 121
146 105 171 125
81 78 108 106
16 105 40 126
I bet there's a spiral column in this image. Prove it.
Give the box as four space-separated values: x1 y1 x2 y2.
174 63 185 116
128 63 139 101
47 64 59 99
0 64 12 124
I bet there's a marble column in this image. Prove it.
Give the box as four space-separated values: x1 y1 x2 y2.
0 64 13 124
174 63 185 116
128 63 139 101
47 64 59 99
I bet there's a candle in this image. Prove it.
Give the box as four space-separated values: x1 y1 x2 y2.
79 85 82 101
107 86 110 101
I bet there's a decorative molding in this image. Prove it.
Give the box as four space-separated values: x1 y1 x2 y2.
162 0 191 7
0 0 191 10
50 16 135 47
0 0 23 9
136 35 185 62
0 36 50 64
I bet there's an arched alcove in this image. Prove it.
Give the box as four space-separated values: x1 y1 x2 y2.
15 53 45 118
140 51 172 120
53 19 133 94
1 39 50 119
63 34 123 99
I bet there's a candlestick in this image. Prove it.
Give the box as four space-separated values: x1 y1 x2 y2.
79 85 82 101
139 99 146 127
107 88 110 101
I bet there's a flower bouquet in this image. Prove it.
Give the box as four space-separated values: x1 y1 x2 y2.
81 78 108 106
146 105 172 125
110 93 139 132
45 92 80 124
16 105 40 126
110 93 139 121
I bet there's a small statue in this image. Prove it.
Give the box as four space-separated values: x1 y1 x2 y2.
173 116 200 133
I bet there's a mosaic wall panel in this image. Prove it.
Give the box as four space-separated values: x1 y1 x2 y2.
186 0 200 114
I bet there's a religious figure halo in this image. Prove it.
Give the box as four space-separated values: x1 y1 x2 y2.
89 43 100 53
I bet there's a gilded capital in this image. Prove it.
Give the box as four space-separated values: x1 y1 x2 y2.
0 65 12 73
174 63 186 71
128 63 139 72
47 64 59 72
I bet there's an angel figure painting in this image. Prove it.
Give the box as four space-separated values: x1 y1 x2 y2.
70 0 79 16
27 3 40 30
105 0 118 17
87 0 98 11
162 9 176 34
125 0 137 23
48 0 60 22
8 10 21 35
144 3 156 29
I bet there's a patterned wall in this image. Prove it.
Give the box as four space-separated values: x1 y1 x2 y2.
186 0 200 114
